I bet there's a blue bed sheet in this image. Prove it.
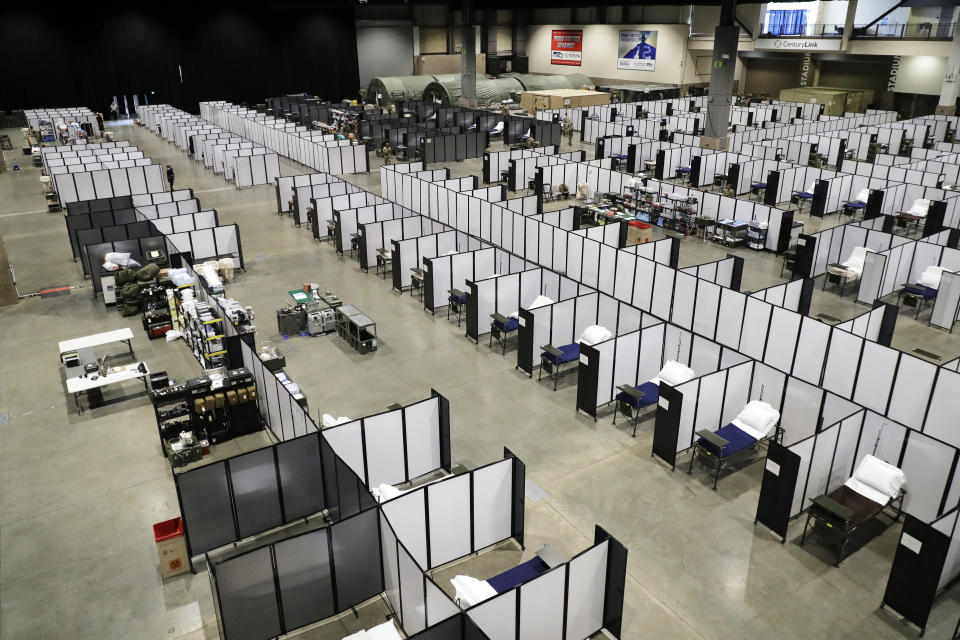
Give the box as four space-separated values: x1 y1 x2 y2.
487 556 549 593
844 201 866 209
698 423 758 458
904 283 938 300
616 381 660 408
542 343 580 365
449 292 467 305
494 316 520 332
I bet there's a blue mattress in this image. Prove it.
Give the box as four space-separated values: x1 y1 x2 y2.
542 343 580 365
449 292 467 304
751 182 766 189
795 191 813 199
616 381 660 408
698 423 758 458
904 284 938 300
494 316 520 332
487 556 549 593
844 201 866 209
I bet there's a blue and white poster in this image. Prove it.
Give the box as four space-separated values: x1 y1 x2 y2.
618 30 658 71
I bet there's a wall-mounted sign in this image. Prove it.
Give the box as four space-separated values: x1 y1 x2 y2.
618 30 658 71
551 30 583 66
755 38 841 51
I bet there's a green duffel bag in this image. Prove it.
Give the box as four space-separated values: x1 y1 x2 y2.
119 301 140 316
121 282 141 300
135 262 160 281
115 268 136 285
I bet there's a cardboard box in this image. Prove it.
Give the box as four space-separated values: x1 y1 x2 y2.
520 89 610 112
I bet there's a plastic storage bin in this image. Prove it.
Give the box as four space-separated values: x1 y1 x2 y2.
153 517 189 578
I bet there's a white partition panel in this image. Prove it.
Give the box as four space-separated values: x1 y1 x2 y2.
322 421 365 482
472 460 513 550
382 491 428 569
381 514 402 620
822 330 863 399
852 342 898 414
404 399 442 479
900 433 956 521
427 474 472 567
520 567 566 640
363 412 406 488
468 590 517 640
781 377 823 446
924 369 960 448
399 545 427 634
426 579 460 626
564 541 608 640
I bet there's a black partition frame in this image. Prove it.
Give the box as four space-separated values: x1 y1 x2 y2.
208 505 383 640
754 442 802 543
882 514 952 635
174 431 377 558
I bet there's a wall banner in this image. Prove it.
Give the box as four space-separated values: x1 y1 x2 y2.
618 30 658 71
551 30 583 66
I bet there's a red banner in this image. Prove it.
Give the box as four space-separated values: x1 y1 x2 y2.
551 30 583 66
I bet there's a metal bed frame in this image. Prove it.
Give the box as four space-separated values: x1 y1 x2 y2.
800 488 905 566
689 424 785 490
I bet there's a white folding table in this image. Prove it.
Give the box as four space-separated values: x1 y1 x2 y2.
58 328 136 360
65 362 150 414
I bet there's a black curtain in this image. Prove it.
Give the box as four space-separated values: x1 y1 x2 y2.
0 8 359 114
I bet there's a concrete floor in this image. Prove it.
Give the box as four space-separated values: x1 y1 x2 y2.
2 123 960 640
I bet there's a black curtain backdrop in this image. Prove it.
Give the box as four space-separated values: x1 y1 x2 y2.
0 8 360 114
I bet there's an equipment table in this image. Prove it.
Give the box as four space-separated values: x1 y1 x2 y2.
66 362 150 414
58 328 136 361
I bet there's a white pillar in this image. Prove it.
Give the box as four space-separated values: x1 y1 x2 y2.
938 20 960 114
841 0 858 51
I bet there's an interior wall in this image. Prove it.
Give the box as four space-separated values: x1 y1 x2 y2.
0 9 360 112
528 23 727 85
895 55 947 95
743 57 803 96
817 60 892 94
420 26 448 53
356 23 415 87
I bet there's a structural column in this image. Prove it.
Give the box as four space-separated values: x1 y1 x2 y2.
461 0 478 107
840 0 858 51
937 20 960 115
702 0 740 150
0 235 18 306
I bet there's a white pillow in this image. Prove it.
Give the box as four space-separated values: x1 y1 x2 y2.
105 251 133 266
919 266 950 289
321 414 352 428
527 295 554 309
853 455 906 499
657 360 696 386
908 199 931 216
578 325 613 346
735 401 780 433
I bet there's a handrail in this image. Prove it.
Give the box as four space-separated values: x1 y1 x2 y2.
757 21 954 39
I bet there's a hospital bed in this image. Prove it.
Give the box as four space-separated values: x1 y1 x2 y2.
792 181 817 215
538 325 613 391
489 313 520 354
842 188 869 218
800 454 906 566
343 620 402 640
613 360 696 436
896 198 930 235
448 288 467 325
688 400 782 489
898 265 951 317
824 246 868 296
491 294 554 355
450 545 565 608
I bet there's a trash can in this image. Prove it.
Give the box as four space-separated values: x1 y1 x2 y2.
153 517 190 578
627 221 652 245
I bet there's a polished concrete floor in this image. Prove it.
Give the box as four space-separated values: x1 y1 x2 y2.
2 122 960 640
